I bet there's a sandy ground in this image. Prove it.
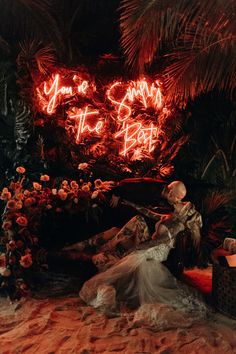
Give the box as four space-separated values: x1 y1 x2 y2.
0 267 236 354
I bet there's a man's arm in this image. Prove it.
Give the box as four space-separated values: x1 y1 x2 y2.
121 199 164 222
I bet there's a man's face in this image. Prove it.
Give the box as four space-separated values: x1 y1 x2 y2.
161 183 179 204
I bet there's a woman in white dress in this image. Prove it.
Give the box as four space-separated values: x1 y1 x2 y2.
79 181 207 319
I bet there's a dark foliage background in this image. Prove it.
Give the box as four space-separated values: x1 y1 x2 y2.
0 0 235 270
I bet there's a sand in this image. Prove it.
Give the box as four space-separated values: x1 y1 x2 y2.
0 267 236 354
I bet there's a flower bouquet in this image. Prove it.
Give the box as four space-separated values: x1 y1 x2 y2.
0 165 115 298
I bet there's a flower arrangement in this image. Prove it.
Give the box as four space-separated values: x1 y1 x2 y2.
0 165 115 298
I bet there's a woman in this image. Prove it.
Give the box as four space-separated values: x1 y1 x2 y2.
79 181 207 319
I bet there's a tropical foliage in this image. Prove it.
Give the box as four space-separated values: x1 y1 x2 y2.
120 0 236 105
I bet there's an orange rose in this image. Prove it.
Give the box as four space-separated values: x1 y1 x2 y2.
15 192 24 201
40 174 50 182
91 191 99 199
20 254 33 268
24 197 36 207
16 216 28 227
15 201 23 210
6 199 17 209
70 181 79 189
33 182 42 191
78 163 88 170
0 268 11 277
16 166 26 174
2 220 12 231
0 190 12 200
58 189 67 200
24 190 31 197
94 179 102 188
82 184 90 192
59 192 67 200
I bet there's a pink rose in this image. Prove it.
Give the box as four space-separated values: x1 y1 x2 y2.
33 182 42 191
16 166 26 174
20 254 33 268
16 216 28 227
40 175 50 182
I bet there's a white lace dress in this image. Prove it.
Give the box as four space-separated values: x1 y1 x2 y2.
79 236 207 318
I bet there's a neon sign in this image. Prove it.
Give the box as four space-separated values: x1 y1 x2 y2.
36 73 167 158
107 79 162 123
67 106 103 143
39 74 90 114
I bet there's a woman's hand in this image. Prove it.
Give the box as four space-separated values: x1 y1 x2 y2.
62 243 85 252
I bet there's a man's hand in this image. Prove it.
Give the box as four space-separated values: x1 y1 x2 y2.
92 253 107 267
110 194 120 208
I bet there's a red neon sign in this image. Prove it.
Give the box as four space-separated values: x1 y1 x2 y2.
107 79 163 122
36 73 167 158
41 74 90 114
67 106 103 143
115 122 158 156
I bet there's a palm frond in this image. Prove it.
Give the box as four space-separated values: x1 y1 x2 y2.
120 0 181 72
163 27 236 106
17 40 56 75
119 0 235 74
203 191 232 216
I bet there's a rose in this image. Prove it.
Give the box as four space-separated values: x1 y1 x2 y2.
82 184 90 192
15 192 24 201
94 179 102 188
16 166 26 174
78 163 88 170
0 268 11 277
58 189 68 200
24 197 36 207
20 254 33 268
7 240 16 250
52 188 57 195
91 191 99 199
40 175 50 182
6 200 17 209
16 216 28 227
0 190 12 200
16 201 23 210
70 181 79 189
24 190 31 197
2 221 13 231
33 182 42 191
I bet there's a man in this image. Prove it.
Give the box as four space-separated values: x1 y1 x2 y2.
60 180 189 276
